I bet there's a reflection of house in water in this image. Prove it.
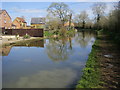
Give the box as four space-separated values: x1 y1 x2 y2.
14 39 44 47
2 39 44 56
2 46 12 56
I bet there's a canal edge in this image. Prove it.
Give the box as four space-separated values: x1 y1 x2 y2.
76 30 104 88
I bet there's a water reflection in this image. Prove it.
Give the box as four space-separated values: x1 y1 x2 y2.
2 39 44 56
2 30 97 88
6 68 77 88
14 39 44 47
46 37 74 61
2 46 12 56
75 31 96 48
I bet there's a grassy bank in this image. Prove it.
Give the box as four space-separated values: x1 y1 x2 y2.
76 29 120 88
76 31 104 88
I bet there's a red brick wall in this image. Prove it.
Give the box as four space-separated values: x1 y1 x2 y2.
2 29 43 37
0 10 12 29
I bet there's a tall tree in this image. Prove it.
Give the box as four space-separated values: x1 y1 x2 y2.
74 10 88 29
46 15 61 30
47 2 72 26
107 1 120 32
92 3 106 29
79 11 88 28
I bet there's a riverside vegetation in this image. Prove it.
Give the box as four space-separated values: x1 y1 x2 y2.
76 1 120 88
76 30 120 88
76 31 103 88
44 28 76 38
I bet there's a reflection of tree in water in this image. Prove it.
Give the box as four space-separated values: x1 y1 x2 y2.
46 37 74 61
75 31 96 48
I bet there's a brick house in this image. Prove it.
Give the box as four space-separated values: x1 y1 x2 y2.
31 17 45 29
12 17 27 29
0 9 12 29
64 21 74 27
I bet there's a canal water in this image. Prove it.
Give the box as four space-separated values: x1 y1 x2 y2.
2 31 96 88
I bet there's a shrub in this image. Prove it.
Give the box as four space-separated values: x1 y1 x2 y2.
59 27 67 36
15 34 19 40
67 29 75 37
44 31 54 37
23 34 30 39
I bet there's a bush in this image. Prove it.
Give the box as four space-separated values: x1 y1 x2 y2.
67 29 75 37
59 28 67 36
23 34 30 39
44 31 54 37
15 34 19 40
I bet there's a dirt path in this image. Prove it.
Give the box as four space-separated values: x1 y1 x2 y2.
97 34 120 88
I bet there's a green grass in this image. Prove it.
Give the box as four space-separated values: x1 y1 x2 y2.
44 31 56 37
76 35 104 88
44 29 75 37
67 29 76 37
23 34 30 39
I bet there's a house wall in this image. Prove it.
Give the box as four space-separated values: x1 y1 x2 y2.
12 20 21 29
31 24 45 29
0 11 12 29
2 28 43 37
12 18 27 29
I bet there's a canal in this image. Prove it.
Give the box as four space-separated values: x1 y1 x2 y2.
2 31 96 88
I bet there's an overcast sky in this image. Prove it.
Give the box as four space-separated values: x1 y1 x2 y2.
2 1 117 25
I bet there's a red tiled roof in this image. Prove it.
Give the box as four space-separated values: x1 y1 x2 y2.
16 17 26 23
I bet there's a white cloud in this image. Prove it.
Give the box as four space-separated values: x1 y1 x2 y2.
12 8 46 13
5 68 77 88
10 8 47 25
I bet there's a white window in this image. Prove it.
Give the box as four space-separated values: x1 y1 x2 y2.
4 14 6 17
4 20 6 24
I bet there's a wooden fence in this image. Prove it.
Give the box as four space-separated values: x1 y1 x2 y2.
2 28 43 37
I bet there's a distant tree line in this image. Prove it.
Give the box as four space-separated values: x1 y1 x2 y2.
45 1 120 41
95 1 120 44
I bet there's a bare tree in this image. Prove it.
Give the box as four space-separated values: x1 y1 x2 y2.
85 18 94 29
92 3 106 29
46 15 61 30
47 2 72 26
107 2 120 32
74 10 88 29
79 11 88 28
74 14 82 27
